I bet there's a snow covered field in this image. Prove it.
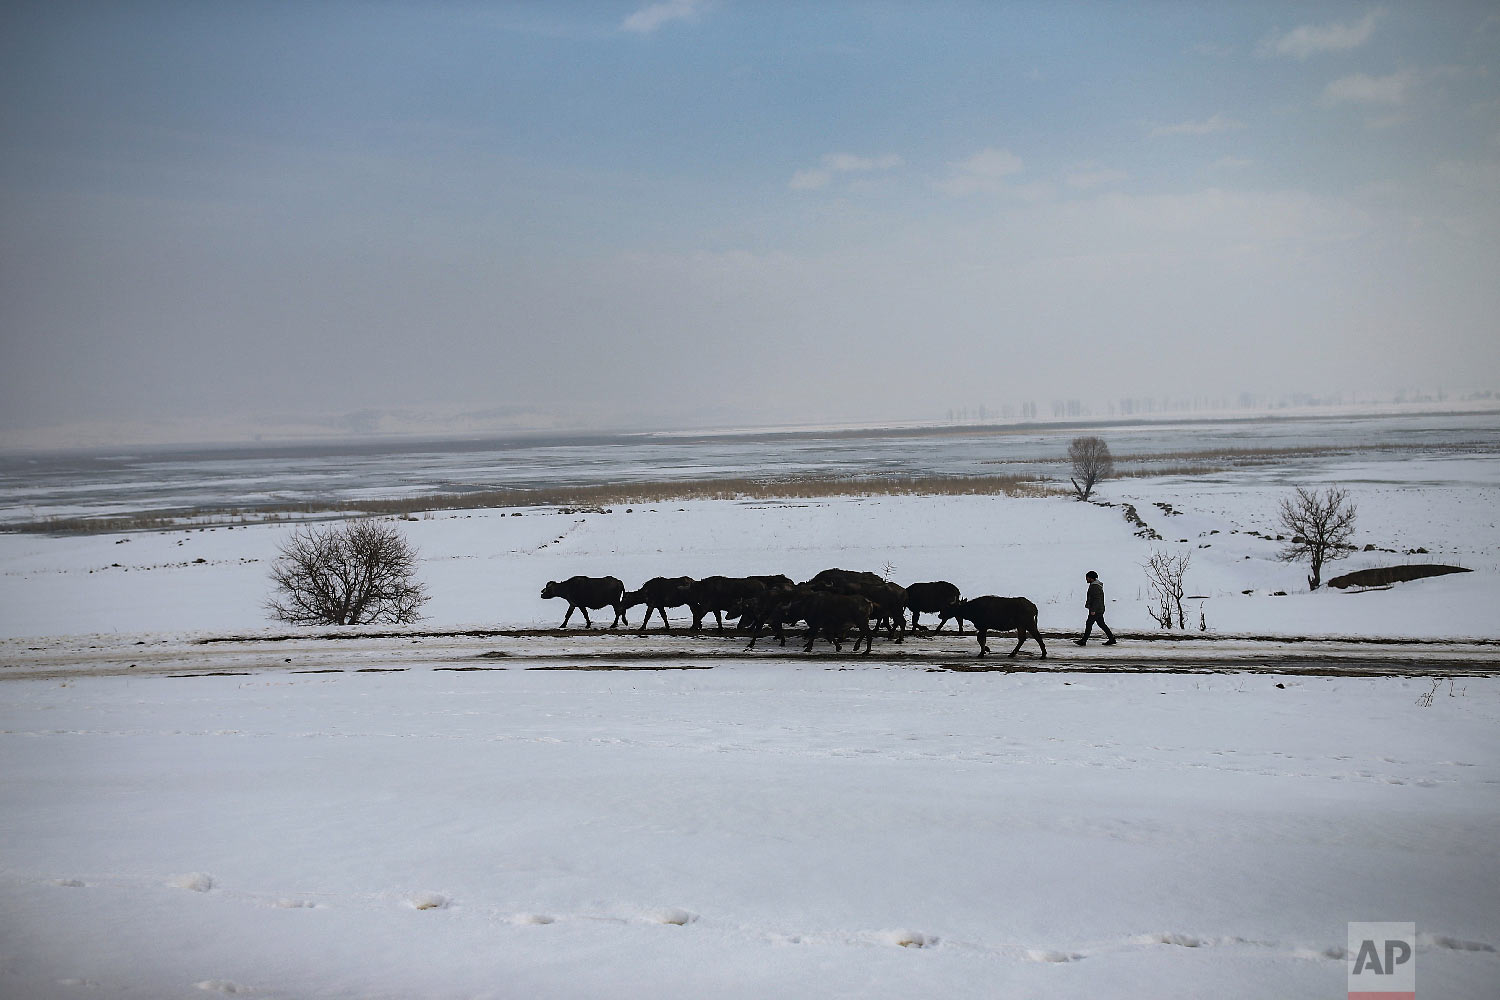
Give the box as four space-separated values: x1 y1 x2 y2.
2 453 1499 997
2 663 1496 999
2 453 1498 641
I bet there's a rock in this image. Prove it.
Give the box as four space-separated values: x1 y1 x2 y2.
1327 564 1470 589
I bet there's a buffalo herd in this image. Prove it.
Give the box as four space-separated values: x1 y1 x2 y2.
539 570 1046 658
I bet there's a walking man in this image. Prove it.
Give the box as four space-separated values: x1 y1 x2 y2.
1074 570 1116 646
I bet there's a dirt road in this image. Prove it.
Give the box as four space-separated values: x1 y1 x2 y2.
4 627 1498 681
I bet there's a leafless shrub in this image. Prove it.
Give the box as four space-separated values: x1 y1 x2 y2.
1277 485 1358 590
1068 436 1114 501
1143 550 1191 629
266 520 430 626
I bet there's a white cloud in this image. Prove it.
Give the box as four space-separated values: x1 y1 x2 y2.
1150 114 1246 137
1263 8 1383 59
789 152 902 191
789 169 831 191
1322 70 1418 106
1047 187 1372 249
1437 157 1500 193
621 0 705 34
1065 166 1128 190
821 153 903 172
936 147 1024 196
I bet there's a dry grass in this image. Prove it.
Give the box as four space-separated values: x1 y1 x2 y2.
1112 440 1495 474
1115 463 1234 480
10 474 1060 535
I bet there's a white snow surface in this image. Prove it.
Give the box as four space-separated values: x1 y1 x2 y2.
2 458 1498 641
2 466 1499 997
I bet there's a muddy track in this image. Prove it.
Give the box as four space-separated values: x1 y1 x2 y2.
4 627 1499 681
187 626 1500 648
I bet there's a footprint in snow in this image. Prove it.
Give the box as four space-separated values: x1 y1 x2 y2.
879 929 938 949
1026 949 1083 963
194 981 252 994
508 913 555 925
646 907 697 926
1134 932 1202 948
1421 933 1497 953
168 872 214 893
406 891 450 911
52 879 86 888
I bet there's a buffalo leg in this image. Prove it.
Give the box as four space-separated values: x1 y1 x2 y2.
976 628 990 656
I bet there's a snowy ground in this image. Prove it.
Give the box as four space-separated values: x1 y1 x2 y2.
2 456 1498 642
1 664 1496 999
2 465 1499 997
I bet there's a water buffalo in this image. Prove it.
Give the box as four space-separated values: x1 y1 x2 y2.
737 578 825 650
688 576 767 631
728 576 797 643
748 573 796 593
905 581 962 632
540 575 627 629
623 576 695 632
806 569 906 641
805 568 886 593
943 596 1046 658
796 591 875 654
862 580 908 641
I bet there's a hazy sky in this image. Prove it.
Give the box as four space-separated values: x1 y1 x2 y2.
3 1 1498 446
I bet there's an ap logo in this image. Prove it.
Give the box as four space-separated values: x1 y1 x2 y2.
1349 922 1415 1000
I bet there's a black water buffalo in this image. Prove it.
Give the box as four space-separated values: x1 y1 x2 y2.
540 575 627 629
942 596 1046 658
728 576 796 641
623 576 695 632
736 579 816 650
747 573 795 593
805 569 905 641
795 590 875 654
688 576 768 631
863 580 908 641
905 581 962 632
806 568 886 593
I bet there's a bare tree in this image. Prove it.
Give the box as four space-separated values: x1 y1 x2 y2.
1068 436 1115 501
1143 549 1190 629
1277 486 1358 591
267 520 430 625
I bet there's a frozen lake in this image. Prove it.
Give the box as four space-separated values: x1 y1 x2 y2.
4 410 1499 526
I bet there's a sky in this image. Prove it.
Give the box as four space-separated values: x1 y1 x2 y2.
2 1 1498 447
